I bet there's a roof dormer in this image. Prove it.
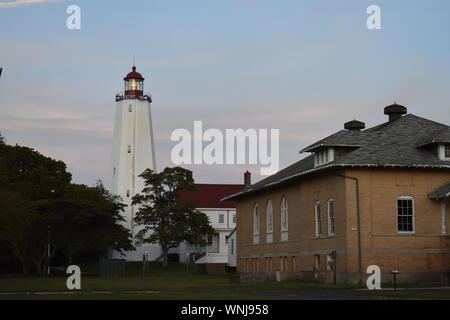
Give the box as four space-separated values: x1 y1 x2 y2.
314 147 334 167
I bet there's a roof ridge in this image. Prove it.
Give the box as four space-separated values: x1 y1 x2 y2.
403 113 448 127
364 113 447 133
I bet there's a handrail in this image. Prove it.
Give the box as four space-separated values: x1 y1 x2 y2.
115 91 152 103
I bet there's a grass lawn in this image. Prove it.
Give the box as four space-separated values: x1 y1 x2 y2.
3 262 449 300
0 292 291 300
0 262 360 295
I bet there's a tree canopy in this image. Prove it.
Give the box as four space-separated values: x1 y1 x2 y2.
0 137 133 274
133 167 214 267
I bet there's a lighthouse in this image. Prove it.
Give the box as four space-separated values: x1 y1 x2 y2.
109 66 159 261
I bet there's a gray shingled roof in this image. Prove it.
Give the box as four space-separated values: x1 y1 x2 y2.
300 130 365 152
417 127 450 147
428 182 450 199
224 114 450 201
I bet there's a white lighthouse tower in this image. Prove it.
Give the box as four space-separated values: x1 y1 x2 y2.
109 66 160 261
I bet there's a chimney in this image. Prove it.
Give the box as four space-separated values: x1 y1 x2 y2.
384 103 407 122
244 171 251 187
344 119 365 131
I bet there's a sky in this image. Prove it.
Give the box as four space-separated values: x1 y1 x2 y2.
1 0 450 186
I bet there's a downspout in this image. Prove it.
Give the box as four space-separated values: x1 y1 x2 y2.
338 174 363 284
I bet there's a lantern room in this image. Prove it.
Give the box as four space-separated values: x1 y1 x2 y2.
116 65 152 103
124 66 144 94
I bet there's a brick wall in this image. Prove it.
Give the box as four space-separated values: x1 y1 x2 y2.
235 167 450 283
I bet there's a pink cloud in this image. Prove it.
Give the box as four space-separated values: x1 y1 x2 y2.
0 0 65 8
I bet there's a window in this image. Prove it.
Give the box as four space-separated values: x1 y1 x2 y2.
127 145 131 153
328 199 335 236
129 104 132 112
281 196 288 241
113 167 116 176
207 234 213 246
219 214 224 224
266 200 273 243
126 190 130 197
253 204 259 244
314 148 334 167
266 200 273 233
326 254 335 271
232 214 237 224
315 201 322 237
397 196 415 233
439 144 450 160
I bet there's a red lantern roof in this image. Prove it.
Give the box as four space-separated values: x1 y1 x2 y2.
124 66 144 81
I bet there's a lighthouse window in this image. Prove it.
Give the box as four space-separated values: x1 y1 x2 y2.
127 145 131 153
113 167 116 176
130 80 138 90
125 79 143 92
129 105 132 112
126 190 130 197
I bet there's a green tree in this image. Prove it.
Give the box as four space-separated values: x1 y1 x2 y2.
29 181 134 275
0 141 71 274
0 190 34 274
0 138 134 274
133 167 214 267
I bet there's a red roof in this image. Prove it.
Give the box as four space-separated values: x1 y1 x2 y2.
178 184 245 209
124 66 144 80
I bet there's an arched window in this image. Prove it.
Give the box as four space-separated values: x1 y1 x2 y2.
281 196 288 241
397 196 415 233
253 204 259 244
315 201 321 237
266 200 273 243
328 199 335 236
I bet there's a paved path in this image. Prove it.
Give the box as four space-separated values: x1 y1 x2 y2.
0 289 373 300
1 287 448 300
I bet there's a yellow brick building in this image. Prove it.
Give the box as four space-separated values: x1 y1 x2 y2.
225 104 450 284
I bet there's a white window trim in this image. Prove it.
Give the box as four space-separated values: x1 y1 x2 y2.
266 200 273 234
327 199 335 236
397 196 416 234
441 200 447 235
438 144 450 161
266 200 273 243
314 147 334 167
253 204 260 244
281 196 289 241
315 201 322 237
281 196 289 232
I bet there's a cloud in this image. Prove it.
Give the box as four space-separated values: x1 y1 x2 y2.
0 0 65 9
